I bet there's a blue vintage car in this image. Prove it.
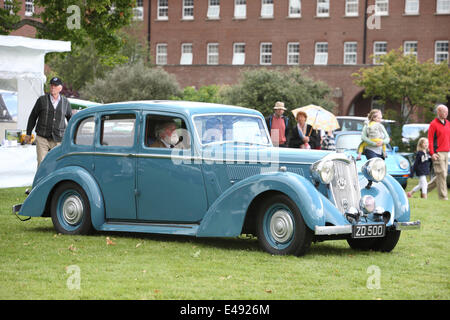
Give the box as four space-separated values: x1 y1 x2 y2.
335 131 411 189
14 101 420 256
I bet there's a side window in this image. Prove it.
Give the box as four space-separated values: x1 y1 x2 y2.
145 115 190 149
100 114 136 147
74 116 95 146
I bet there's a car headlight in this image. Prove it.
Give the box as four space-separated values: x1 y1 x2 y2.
360 195 376 214
399 159 409 170
362 158 386 182
311 160 335 184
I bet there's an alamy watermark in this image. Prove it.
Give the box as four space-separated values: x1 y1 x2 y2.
366 265 381 290
66 265 81 290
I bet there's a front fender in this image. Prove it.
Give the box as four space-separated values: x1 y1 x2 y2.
19 166 105 230
197 171 327 237
380 174 410 222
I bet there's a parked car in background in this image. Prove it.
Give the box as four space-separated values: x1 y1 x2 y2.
14 101 420 256
401 123 429 144
335 131 410 189
335 116 395 136
68 98 101 113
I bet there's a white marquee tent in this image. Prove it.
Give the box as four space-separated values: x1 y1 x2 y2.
0 35 71 130
0 36 70 188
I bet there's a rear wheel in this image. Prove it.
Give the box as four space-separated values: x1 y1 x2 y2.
51 181 93 235
256 194 312 256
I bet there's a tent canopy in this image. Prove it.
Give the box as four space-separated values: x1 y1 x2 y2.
0 35 71 131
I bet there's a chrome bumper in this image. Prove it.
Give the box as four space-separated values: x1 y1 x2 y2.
12 204 22 214
394 220 421 230
314 225 352 236
315 220 421 235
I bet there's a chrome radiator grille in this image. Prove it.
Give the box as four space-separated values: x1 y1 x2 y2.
329 159 361 214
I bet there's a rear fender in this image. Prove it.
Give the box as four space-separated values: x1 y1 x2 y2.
197 171 327 237
19 166 105 230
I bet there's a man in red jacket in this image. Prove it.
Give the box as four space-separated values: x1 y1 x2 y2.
427 104 450 200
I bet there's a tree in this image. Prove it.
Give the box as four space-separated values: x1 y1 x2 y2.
46 22 150 93
353 48 450 125
0 0 135 56
79 63 181 103
220 68 336 117
172 85 223 103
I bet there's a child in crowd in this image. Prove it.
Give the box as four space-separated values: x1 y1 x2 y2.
407 137 432 199
356 109 389 160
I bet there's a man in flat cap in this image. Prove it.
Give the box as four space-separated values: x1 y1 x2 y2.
25 77 72 166
265 101 290 147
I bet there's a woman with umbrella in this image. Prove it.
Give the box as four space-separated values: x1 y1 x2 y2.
289 104 340 150
288 110 321 149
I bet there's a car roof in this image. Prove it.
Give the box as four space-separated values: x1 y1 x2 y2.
402 123 429 127
337 116 395 123
77 100 262 118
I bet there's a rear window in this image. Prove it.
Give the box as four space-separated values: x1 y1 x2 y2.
100 114 136 147
74 117 95 146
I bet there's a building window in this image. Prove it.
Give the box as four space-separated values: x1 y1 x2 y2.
207 0 220 19
260 43 272 65
156 44 167 65
233 43 246 65
345 0 359 16
437 0 450 13
404 41 418 57
435 41 449 64
4 0 13 13
287 43 300 65
234 0 246 19
405 0 419 14
317 0 330 17
180 43 193 65
289 0 301 17
261 0 274 18
157 0 168 20
183 0 194 20
373 42 387 64
344 42 357 65
375 0 389 15
25 0 34 16
314 42 328 65
207 43 219 65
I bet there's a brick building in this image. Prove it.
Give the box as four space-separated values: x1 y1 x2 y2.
5 0 450 116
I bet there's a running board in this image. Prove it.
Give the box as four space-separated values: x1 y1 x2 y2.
99 221 199 236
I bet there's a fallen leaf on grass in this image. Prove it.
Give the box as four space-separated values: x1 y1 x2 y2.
106 237 116 246
68 244 77 252
136 242 142 248
265 289 272 294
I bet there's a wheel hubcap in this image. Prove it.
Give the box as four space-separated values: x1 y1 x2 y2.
62 195 84 226
269 210 294 244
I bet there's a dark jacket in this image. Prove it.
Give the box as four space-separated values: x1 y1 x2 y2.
288 124 321 149
26 94 72 142
410 151 432 177
265 114 290 144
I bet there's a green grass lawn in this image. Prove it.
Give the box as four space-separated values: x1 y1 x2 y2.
0 180 448 300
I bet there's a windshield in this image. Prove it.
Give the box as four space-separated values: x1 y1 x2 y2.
336 133 392 151
193 114 271 146
402 125 429 138
336 134 362 150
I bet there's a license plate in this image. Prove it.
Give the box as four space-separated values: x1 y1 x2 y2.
352 224 385 238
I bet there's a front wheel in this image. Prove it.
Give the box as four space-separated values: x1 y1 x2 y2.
347 229 401 252
256 194 312 256
51 181 94 235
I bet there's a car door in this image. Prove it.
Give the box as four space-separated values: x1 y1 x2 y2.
93 111 139 221
136 112 208 223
